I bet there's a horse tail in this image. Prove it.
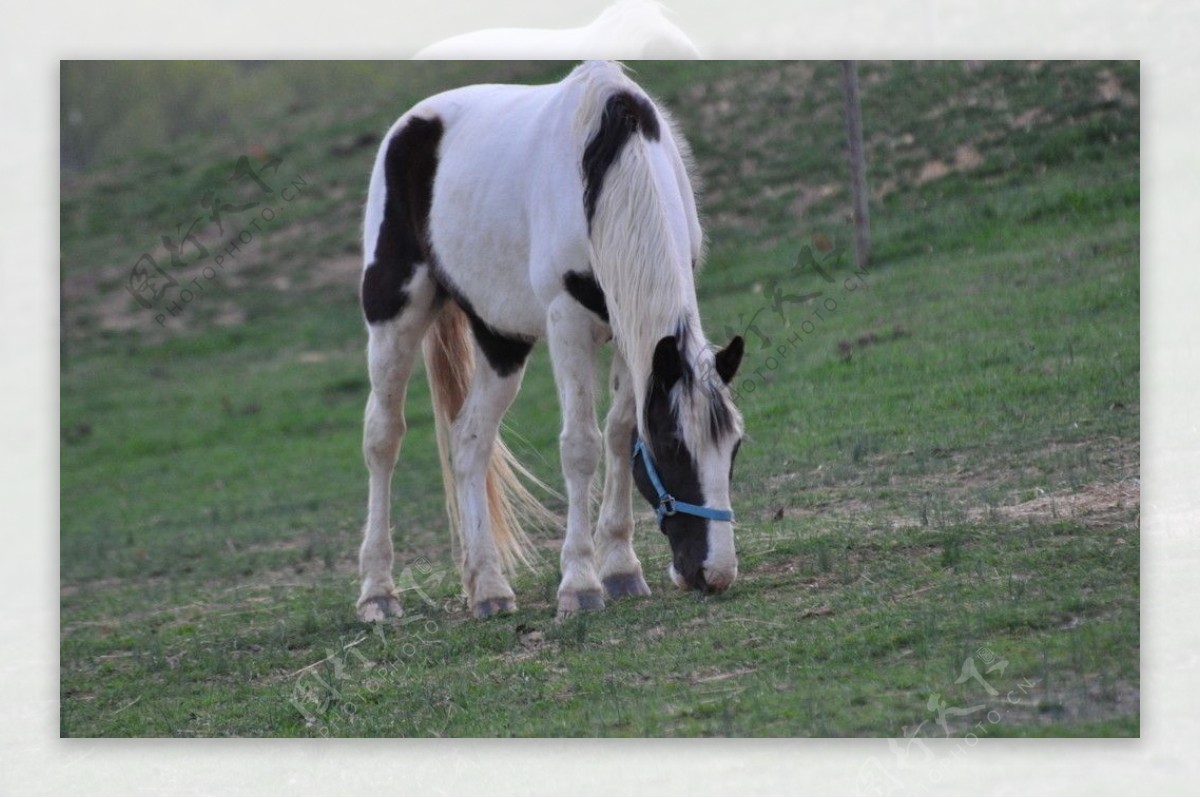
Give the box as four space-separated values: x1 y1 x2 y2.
423 302 554 575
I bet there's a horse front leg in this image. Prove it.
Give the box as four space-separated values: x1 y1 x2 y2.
595 350 651 599
546 297 605 616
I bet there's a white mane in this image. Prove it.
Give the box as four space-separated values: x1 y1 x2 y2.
570 62 739 451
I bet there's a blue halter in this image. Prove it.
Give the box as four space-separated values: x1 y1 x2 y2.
632 437 735 526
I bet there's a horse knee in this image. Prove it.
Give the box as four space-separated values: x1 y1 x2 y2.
450 424 486 484
605 417 633 455
363 392 407 468
604 393 636 449
561 425 602 478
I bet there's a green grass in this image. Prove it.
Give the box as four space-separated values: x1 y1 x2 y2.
60 60 1138 738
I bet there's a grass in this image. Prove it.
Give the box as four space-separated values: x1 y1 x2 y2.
60 60 1139 738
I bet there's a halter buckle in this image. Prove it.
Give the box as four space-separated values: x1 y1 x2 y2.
634 436 733 527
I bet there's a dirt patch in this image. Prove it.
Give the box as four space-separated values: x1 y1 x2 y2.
969 479 1140 528
872 178 898 202
788 183 842 217
214 302 248 327
687 666 758 685
1011 107 1047 130
60 573 170 600
308 252 361 291
763 438 1138 534
954 679 1141 733
1096 68 1138 108
63 210 261 335
915 159 950 185
328 131 381 159
836 324 911 362
915 144 984 186
954 144 984 170
767 496 877 524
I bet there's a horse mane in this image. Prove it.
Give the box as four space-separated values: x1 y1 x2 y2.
573 61 739 450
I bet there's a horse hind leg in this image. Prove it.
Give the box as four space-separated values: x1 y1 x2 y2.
357 295 437 622
449 347 530 618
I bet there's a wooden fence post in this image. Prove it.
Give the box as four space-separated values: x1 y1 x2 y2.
841 60 871 269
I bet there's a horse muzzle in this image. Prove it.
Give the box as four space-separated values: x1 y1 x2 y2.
669 562 737 594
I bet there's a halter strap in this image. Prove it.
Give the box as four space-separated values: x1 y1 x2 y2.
632 438 734 527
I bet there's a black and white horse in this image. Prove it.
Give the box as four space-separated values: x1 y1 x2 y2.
356 61 745 621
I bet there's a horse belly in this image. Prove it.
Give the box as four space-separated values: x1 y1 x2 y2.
428 164 548 338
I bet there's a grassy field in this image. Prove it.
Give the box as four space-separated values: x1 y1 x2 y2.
60 60 1139 740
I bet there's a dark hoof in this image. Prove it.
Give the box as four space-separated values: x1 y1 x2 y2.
602 572 652 599
472 596 517 619
556 588 605 618
357 595 402 623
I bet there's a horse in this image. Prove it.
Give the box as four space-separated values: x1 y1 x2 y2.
411 0 701 60
356 61 744 622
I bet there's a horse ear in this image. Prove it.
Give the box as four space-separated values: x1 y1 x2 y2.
651 335 683 390
714 336 744 384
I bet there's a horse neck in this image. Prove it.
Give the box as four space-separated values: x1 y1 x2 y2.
598 212 702 423
596 225 699 420
578 64 706 425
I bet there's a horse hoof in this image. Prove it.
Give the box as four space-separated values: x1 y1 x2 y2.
602 572 652 599
472 596 517 619
556 588 605 617
357 595 402 622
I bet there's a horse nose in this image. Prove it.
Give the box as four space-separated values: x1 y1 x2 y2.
670 563 736 593
703 564 736 593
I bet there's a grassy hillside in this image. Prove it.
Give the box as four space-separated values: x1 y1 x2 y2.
60 60 1138 741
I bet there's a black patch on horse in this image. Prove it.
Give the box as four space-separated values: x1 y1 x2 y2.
582 90 661 229
564 271 609 322
361 116 443 324
630 336 711 592
432 274 535 379
459 298 535 379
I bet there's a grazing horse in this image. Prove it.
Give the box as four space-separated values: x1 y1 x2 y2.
357 61 744 622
